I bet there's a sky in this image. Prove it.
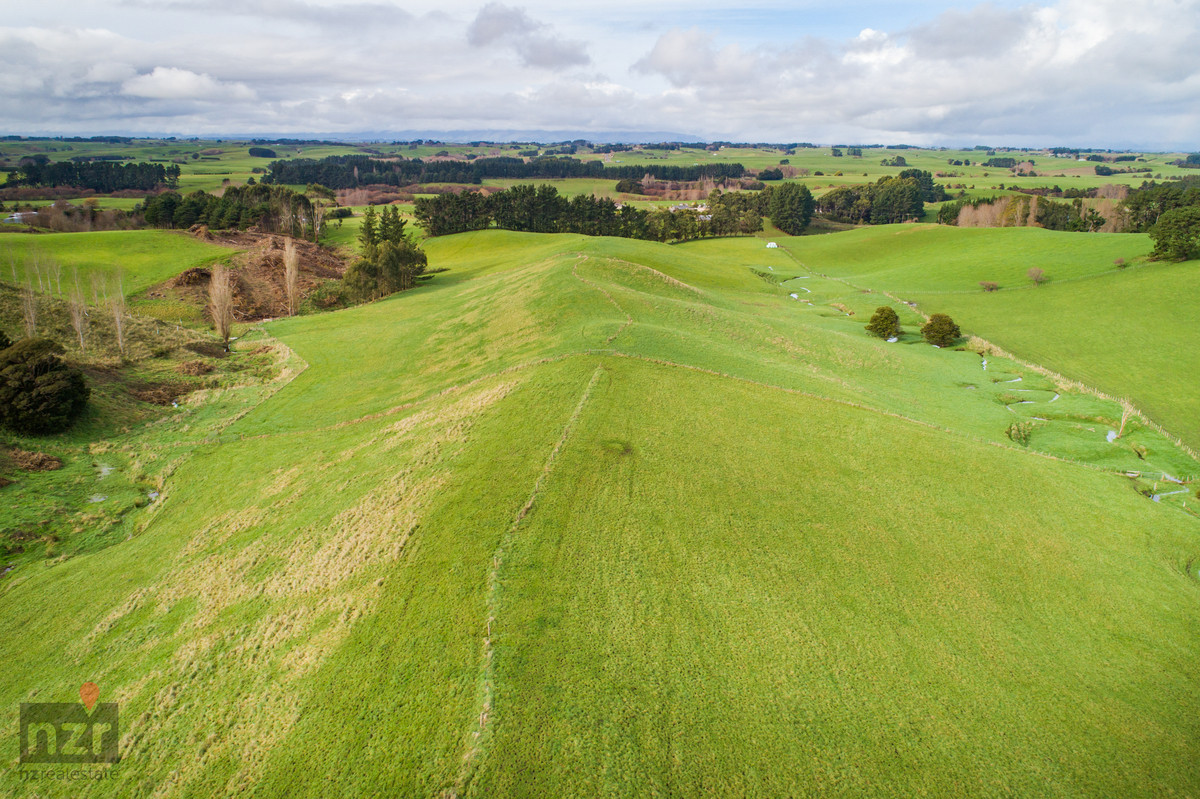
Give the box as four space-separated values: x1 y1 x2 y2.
2 0 1198 148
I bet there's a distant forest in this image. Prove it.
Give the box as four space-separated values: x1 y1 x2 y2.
262 155 745 188
4 160 180 192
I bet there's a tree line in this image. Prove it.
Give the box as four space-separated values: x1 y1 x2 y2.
262 155 745 190
412 183 815 243
140 184 317 239
1125 177 1200 260
936 194 1106 232
1121 177 1200 231
815 171 946 224
933 176 1200 259
4 160 180 192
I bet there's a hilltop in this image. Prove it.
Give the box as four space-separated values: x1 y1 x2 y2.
1 227 1197 797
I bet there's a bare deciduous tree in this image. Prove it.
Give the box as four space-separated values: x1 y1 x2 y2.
109 272 127 357
6 246 20 285
312 202 326 242
47 259 62 297
208 264 235 352
21 279 37 337
1117 399 1137 439
31 254 44 292
283 239 300 317
68 269 87 353
1028 267 1047 286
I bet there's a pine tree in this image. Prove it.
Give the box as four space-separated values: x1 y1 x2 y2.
358 206 379 251
921 313 961 346
865 306 901 339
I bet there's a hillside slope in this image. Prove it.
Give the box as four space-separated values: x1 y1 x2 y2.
2 230 1198 798
779 224 1200 450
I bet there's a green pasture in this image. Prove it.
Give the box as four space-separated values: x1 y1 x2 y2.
1 225 1198 797
780 224 1152 293
0 230 239 299
4 139 1193 210
911 257 1200 451
774 224 1199 450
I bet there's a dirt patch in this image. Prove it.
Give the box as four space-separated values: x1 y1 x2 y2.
185 341 227 359
130 381 198 406
146 231 350 322
175 267 213 286
176 360 214 376
8 449 64 472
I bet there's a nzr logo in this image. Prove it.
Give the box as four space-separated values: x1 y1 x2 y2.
19 682 120 764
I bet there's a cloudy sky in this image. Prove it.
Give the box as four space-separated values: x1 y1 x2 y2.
3 0 1198 147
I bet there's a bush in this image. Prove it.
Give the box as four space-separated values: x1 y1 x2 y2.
0 329 10 351
865 306 901 339
1005 421 1034 446
980 281 1000 292
0 339 90 435
921 313 961 346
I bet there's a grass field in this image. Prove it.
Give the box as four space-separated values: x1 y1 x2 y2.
912 258 1200 451
3 138 1194 213
1 225 1198 797
774 224 1200 451
0 230 239 299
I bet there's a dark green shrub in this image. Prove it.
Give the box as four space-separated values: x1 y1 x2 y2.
865 306 901 339
0 329 11 351
0 339 90 435
921 313 961 346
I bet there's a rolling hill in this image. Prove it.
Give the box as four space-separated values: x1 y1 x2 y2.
1 229 1198 797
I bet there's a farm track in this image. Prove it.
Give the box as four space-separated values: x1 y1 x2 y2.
453 364 606 796
572 254 633 344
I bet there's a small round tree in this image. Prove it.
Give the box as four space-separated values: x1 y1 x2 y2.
921 313 961 347
865 306 901 339
0 338 90 434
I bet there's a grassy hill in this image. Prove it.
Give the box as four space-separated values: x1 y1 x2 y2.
1 229 1198 797
778 225 1200 451
1 230 237 299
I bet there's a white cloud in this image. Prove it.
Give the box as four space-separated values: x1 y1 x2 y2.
467 3 590 68
0 1 1197 147
122 67 256 101
84 62 138 83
